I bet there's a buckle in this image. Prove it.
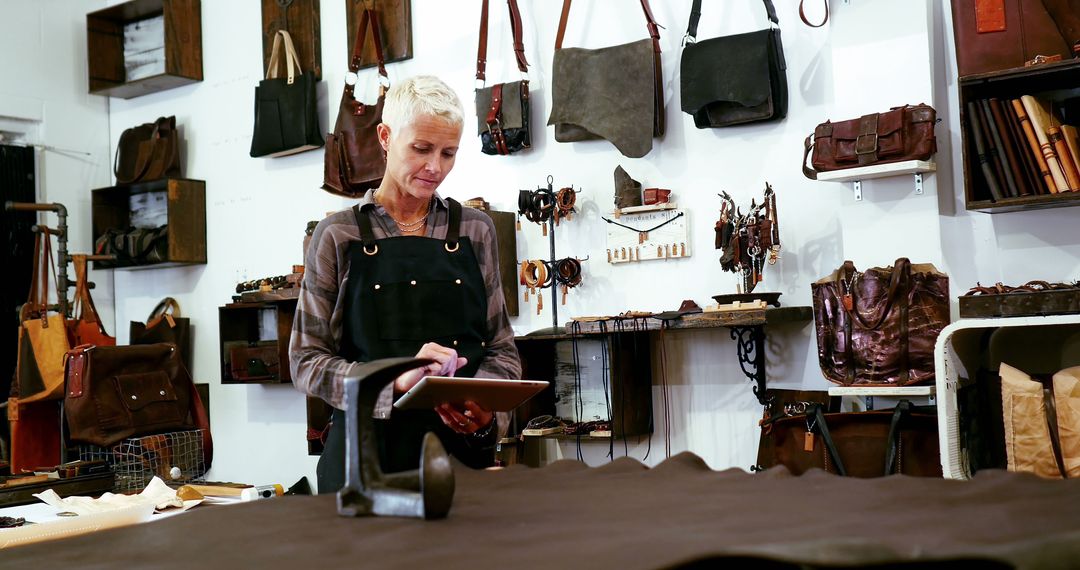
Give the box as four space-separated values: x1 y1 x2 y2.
855 133 878 155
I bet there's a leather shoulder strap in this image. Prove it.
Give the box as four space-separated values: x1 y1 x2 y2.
477 0 490 81
351 8 388 78
813 405 847 476
688 0 779 40
556 0 661 53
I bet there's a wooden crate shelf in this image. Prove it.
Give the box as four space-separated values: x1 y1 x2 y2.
91 178 206 270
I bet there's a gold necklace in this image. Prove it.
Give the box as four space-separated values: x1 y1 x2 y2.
374 190 430 233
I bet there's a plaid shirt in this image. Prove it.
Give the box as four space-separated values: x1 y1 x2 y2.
289 192 521 414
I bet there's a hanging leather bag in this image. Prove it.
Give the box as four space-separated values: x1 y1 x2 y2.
812 258 950 387
322 8 388 198
475 0 532 155
113 116 181 184
63 343 196 448
766 401 942 477
15 231 70 404
547 0 665 159
130 297 192 372
951 0 1080 78
680 0 788 128
66 254 116 348
250 30 324 158
999 362 1080 479
802 104 938 180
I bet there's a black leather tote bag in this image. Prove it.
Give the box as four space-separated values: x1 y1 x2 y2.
250 30 324 158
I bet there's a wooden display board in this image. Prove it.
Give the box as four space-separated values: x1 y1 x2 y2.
605 204 691 264
346 0 412 69
261 0 322 80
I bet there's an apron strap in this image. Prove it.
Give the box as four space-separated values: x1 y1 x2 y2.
446 198 462 248
353 204 378 250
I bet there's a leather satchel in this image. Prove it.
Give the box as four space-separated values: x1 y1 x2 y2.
812 258 950 387
802 104 938 180
680 0 788 128
64 343 196 448
113 116 181 185
766 401 942 477
951 0 1080 78
475 0 531 156
547 0 665 159
94 225 168 266
323 8 387 198
250 30 324 158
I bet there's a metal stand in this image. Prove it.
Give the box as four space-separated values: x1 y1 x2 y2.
730 325 768 405
521 175 585 334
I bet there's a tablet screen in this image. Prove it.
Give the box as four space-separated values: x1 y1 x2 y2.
392 376 549 412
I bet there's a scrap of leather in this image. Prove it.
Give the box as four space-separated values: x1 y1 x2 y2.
613 165 643 209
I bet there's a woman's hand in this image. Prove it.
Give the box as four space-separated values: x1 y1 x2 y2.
436 401 494 435
393 342 468 395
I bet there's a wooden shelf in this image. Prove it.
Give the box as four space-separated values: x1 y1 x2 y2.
219 300 296 385
518 306 812 338
87 0 203 99
91 178 206 270
815 160 936 183
828 385 935 397
966 191 1080 214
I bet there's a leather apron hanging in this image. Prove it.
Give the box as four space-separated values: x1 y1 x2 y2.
317 198 492 493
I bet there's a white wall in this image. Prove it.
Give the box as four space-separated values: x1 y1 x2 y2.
10 0 1079 487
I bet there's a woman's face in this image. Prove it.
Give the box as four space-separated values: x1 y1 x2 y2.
378 114 462 201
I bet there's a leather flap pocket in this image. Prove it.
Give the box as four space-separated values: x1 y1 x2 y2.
115 371 179 412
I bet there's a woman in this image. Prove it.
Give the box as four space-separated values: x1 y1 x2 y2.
290 75 521 493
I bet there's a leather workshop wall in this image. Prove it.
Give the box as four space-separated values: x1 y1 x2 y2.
8 0 1077 487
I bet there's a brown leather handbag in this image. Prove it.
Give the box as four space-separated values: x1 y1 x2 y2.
766 401 942 477
802 104 938 180
812 258 950 387
66 254 115 348
130 297 192 371
547 0 665 159
64 343 196 448
323 7 388 198
16 231 70 404
951 0 1080 78
113 116 181 184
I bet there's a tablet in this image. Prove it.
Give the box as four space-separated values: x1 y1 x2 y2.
392 376 549 412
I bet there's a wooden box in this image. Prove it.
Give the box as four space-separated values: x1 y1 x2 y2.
91 178 206 270
87 0 203 99
218 299 297 385
960 59 1080 213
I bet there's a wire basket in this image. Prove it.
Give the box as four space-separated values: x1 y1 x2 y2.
78 429 206 493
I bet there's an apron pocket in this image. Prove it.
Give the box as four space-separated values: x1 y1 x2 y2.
375 280 467 341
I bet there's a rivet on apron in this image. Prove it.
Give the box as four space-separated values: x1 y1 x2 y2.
159 390 166 396
410 280 417 285
481 341 487 347
374 284 381 290
455 279 462 285
453 340 458 346
131 395 138 400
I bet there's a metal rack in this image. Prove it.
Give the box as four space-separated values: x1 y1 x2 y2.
518 175 586 333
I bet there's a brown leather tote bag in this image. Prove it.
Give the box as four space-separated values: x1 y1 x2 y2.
812 258 950 387
547 0 665 159
113 116 181 184
323 7 388 198
767 401 942 478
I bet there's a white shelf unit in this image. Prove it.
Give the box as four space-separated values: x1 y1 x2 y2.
817 160 936 201
934 314 1080 479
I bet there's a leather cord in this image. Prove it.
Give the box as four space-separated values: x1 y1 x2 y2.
799 0 829 28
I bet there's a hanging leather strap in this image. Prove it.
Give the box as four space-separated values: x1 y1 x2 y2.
351 8 388 77
1040 378 1069 479
556 0 661 54
884 400 912 475
354 204 378 249
266 30 303 82
802 134 819 180
812 404 847 476
446 198 462 248
71 254 104 326
476 0 529 83
799 0 829 28
686 0 779 41
146 297 180 330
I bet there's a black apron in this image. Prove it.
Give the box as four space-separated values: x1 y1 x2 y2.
317 198 492 494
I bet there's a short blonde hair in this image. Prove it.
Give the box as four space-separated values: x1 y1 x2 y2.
381 75 464 132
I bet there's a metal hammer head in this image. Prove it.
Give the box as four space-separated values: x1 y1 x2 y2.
336 357 456 520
